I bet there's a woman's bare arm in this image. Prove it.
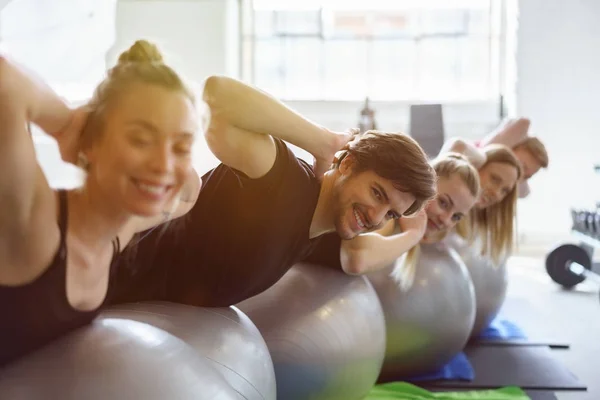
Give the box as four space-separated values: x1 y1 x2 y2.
202 76 348 179
481 118 530 148
339 211 427 275
0 55 71 280
440 137 487 169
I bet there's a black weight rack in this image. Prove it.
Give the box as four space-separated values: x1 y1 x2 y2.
545 165 600 292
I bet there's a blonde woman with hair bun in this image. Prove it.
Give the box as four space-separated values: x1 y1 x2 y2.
0 39 202 366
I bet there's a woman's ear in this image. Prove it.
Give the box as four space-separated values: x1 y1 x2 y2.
77 151 91 171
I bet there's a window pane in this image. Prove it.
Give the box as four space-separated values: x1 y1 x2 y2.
274 10 321 35
369 40 417 100
324 10 417 38
456 37 491 99
419 9 469 36
254 10 275 38
282 38 322 99
323 11 368 37
323 39 368 99
371 11 416 37
466 6 492 35
416 38 460 100
254 39 284 96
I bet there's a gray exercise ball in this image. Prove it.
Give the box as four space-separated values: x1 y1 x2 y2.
102 302 276 400
367 243 476 380
446 233 509 338
237 262 386 400
0 318 242 400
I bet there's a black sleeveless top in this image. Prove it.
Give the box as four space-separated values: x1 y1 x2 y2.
0 190 120 367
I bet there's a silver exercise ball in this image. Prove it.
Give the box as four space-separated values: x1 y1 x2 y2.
102 302 276 400
0 318 242 400
236 262 386 400
368 243 476 380
446 233 509 338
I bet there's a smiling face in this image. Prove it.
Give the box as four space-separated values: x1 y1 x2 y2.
330 157 416 240
476 161 519 209
422 173 478 243
84 83 198 217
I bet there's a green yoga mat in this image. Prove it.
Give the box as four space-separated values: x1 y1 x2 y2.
366 382 530 400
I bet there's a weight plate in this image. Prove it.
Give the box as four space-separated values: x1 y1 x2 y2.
545 244 591 288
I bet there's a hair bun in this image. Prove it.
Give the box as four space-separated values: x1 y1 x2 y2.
117 40 164 65
444 151 469 162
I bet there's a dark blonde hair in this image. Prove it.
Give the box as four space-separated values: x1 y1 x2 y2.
514 137 549 168
432 152 480 198
457 144 522 265
334 129 437 216
81 39 195 150
402 152 481 288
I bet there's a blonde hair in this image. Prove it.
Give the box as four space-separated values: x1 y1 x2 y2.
81 39 195 150
457 144 522 265
400 152 481 289
514 137 549 168
82 40 196 259
333 129 437 216
432 152 480 198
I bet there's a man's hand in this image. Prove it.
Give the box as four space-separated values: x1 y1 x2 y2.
312 128 354 178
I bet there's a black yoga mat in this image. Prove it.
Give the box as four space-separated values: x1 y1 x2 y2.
470 338 570 350
422 345 586 391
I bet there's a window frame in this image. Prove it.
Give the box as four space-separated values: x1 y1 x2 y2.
241 0 507 103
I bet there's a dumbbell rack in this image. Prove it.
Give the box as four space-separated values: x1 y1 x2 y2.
545 166 600 292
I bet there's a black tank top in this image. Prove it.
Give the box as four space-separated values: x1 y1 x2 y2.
0 190 120 367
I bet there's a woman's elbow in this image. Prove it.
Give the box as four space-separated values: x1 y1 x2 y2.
448 137 468 154
202 75 231 108
341 248 370 276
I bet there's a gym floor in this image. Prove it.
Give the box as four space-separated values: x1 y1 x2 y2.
507 253 600 400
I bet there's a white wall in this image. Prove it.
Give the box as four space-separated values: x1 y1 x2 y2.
108 0 240 175
515 0 600 244
0 0 116 188
1 0 115 87
108 0 240 84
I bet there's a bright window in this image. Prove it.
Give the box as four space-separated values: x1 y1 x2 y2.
242 0 506 102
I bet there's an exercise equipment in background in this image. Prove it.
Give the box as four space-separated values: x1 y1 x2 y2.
546 191 600 295
237 263 386 400
409 103 445 159
101 302 276 400
0 318 243 400
358 97 377 133
367 243 476 380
